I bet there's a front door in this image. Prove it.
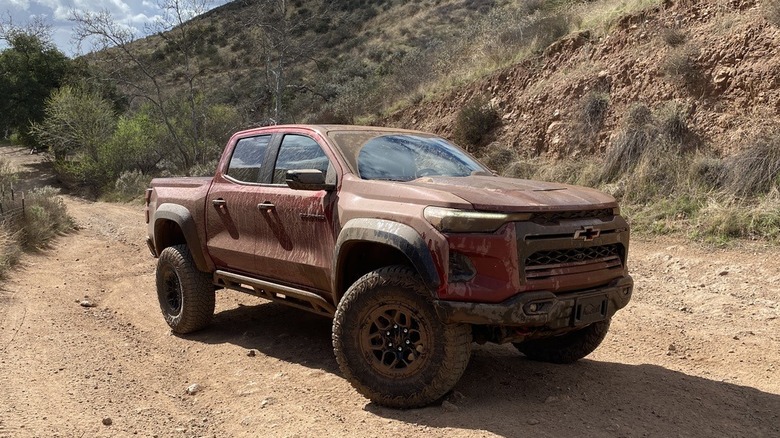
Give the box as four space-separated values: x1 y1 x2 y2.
254 133 338 292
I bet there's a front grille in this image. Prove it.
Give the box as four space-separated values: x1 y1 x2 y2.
530 209 614 225
523 244 623 287
526 244 620 267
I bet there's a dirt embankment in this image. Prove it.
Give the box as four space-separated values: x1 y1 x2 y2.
0 146 778 437
389 0 780 158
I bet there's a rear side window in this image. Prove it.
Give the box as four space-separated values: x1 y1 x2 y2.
272 134 333 184
226 135 271 183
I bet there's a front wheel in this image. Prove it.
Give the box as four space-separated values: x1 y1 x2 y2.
513 319 611 364
156 244 215 334
332 266 472 408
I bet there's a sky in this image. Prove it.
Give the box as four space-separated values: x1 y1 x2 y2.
1 0 231 57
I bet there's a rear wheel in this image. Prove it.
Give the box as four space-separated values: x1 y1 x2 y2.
156 244 215 334
333 266 472 408
513 319 611 364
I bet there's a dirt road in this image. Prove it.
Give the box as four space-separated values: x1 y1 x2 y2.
0 146 778 437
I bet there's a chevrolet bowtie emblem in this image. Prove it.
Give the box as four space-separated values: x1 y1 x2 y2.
574 226 600 241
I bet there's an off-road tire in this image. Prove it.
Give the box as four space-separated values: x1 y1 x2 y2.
156 244 215 334
333 265 472 408
513 318 611 364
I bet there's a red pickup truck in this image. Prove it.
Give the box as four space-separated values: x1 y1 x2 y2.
145 124 633 408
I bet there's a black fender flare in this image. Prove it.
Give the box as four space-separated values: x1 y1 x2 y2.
153 203 211 272
332 218 440 300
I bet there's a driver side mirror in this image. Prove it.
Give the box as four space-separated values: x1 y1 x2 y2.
285 169 335 191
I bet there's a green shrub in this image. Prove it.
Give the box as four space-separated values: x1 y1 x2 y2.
452 96 500 150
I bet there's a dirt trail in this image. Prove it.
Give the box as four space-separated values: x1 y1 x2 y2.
0 146 778 437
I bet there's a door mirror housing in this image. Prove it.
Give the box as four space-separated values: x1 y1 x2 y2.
285 169 335 191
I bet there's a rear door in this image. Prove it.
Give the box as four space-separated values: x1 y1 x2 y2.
253 132 339 292
205 134 275 274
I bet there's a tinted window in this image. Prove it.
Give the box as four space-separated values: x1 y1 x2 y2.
356 135 485 181
226 135 271 183
272 134 333 184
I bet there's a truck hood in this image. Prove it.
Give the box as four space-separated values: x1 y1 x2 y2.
407 175 617 212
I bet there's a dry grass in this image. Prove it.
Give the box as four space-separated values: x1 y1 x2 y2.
661 45 708 94
20 187 74 249
695 190 780 242
600 103 655 182
452 96 500 150
723 129 780 196
763 0 780 27
0 225 22 278
661 27 687 47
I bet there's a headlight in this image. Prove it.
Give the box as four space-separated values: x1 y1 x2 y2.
424 206 532 233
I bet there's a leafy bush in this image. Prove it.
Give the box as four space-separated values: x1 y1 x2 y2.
452 96 500 150
31 85 116 162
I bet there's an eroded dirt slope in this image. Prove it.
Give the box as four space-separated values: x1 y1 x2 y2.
389 0 780 158
0 146 778 437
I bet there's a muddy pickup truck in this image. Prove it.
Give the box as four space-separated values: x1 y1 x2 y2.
145 124 633 408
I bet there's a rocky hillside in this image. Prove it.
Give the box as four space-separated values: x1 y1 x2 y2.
387 0 780 158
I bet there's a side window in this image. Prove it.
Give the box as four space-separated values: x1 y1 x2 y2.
272 134 333 184
226 135 271 183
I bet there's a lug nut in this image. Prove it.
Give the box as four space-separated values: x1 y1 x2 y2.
398 347 402 351
388 343 393 347
406 340 410 345
403 328 408 333
386 331 391 336
393 325 398 329
529 303 538 312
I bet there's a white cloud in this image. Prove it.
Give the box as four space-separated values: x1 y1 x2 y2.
2 0 230 56
5 0 31 9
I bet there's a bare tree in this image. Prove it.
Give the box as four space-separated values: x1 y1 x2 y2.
0 13 53 44
247 0 330 124
71 0 213 168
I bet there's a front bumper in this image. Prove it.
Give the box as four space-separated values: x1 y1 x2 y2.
434 275 633 329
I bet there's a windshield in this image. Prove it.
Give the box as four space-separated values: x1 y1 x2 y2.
328 131 488 181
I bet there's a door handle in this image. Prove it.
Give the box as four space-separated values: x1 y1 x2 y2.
257 202 275 211
212 198 227 207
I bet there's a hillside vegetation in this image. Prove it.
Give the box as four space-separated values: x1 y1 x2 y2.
7 0 780 243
